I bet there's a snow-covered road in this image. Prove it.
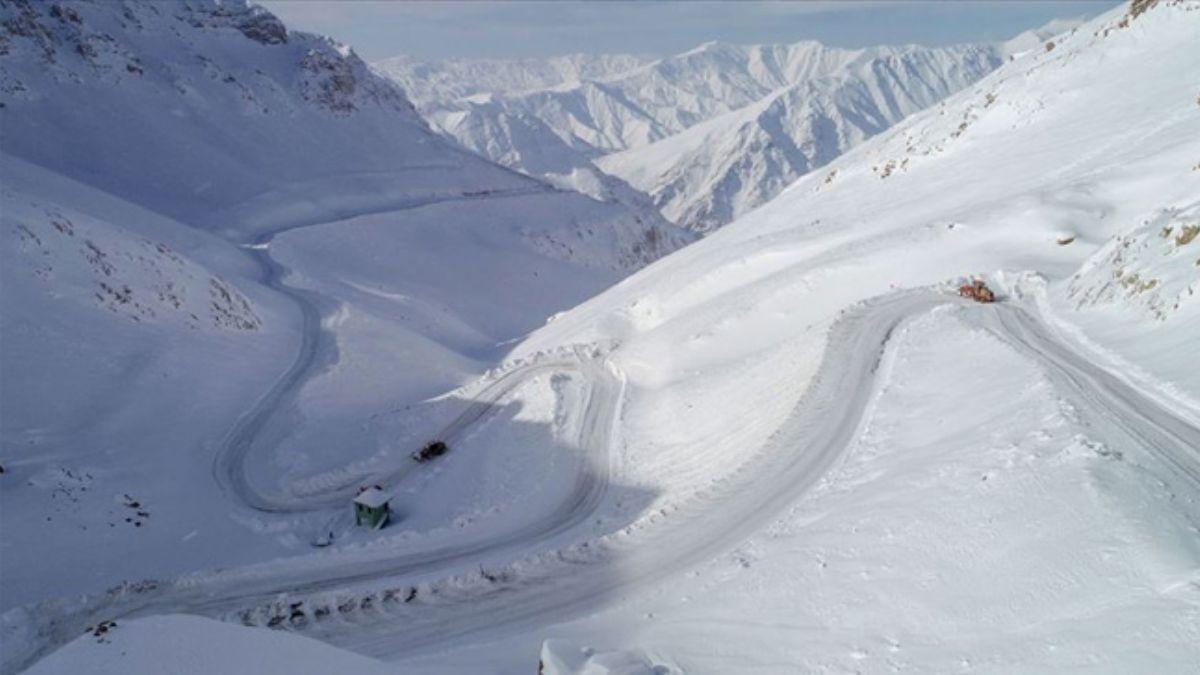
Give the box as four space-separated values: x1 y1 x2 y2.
212 186 561 514
5 290 1197 674
292 292 1200 661
978 304 1200 488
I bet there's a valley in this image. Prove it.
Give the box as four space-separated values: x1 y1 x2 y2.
2 1 1198 673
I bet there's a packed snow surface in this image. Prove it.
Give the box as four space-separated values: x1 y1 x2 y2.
0 0 684 636
2 1 1200 674
23 614 397 675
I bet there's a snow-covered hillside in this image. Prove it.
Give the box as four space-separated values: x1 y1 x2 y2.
3 1 1198 674
0 0 498 231
379 29 1073 232
443 3 1194 669
276 1 1195 671
0 0 689 636
0 0 683 246
596 44 1003 232
512 0 1199 473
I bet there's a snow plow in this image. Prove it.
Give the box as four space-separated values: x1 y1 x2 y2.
958 279 996 303
413 440 449 463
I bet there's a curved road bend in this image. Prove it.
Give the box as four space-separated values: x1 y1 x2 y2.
319 292 1200 661
7 291 1198 673
212 186 553 514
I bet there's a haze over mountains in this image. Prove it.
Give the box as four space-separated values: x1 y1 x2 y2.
376 21 1074 232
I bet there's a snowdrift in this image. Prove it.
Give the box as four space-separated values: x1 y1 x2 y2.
22 614 396 675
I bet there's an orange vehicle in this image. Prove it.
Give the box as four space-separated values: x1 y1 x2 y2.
958 279 996 303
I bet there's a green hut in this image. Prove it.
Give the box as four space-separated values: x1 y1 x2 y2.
354 486 391 529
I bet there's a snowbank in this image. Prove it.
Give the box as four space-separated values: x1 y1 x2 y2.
23 614 398 675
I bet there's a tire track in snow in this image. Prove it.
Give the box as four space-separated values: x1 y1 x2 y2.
320 291 961 658
975 304 1200 487
299 291 1200 661
0 351 624 675
6 290 1198 673
211 186 555 514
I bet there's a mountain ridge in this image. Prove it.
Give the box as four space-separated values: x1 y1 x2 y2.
377 21 1082 232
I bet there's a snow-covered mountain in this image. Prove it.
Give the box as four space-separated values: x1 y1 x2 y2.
0 0 689 634
428 2 1194 670
596 44 1007 232
0 0 683 245
375 52 654 105
5 1 1200 673
378 33 1074 232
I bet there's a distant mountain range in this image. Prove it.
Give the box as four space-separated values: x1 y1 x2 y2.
377 21 1079 232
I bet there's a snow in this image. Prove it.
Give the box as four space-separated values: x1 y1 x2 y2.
379 22 1084 233
387 2 1198 670
594 43 1006 232
0 154 299 609
539 639 668 675
0 0 686 625
23 614 398 675
1049 203 1200 408
3 1 1199 674
484 307 1199 673
353 488 390 509
373 52 654 105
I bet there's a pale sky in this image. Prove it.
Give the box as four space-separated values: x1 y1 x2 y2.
258 0 1120 62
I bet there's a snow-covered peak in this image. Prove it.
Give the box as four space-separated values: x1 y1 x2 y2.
594 41 1005 231
380 34 1015 232
373 51 655 104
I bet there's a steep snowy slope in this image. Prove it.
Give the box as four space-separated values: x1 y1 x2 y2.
374 1 1197 670
597 44 1008 232
0 0 684 246
0 0 688 620
0 152 300 610
0 0 512 232
1050 201 1200 410
4 2 1197 673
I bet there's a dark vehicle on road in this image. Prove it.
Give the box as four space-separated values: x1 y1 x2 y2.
413 440 449 462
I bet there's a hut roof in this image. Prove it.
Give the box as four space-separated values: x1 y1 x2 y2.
353 487 391 509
